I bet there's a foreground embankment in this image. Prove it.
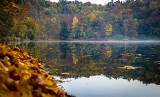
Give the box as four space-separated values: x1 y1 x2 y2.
0 43 69 97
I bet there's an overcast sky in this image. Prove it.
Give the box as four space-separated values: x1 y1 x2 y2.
50 0 125 5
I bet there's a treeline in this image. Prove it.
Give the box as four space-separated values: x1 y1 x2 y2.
0 0 160 41
0 0 38 41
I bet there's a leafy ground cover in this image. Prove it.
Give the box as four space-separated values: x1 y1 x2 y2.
0 43 69 97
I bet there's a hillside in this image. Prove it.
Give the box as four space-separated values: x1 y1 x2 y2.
0 0 160 41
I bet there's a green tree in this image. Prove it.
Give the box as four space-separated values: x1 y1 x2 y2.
60 21 69 40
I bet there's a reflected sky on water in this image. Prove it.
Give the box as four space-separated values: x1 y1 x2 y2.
56 75 160 97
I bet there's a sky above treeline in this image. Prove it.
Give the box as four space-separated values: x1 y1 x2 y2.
50 0 126 5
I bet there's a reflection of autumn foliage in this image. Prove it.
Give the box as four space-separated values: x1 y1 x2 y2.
0 44 68 97
104 45 112 58
72 53 78 65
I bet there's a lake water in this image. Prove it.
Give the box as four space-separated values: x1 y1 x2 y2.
9 41 160 97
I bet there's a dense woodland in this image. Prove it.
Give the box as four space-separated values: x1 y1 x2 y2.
0 0 160 41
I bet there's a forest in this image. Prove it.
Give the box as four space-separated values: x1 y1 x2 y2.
0 0 160 41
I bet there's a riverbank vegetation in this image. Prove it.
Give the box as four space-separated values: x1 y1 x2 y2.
0 43 69 97
0 0 160 41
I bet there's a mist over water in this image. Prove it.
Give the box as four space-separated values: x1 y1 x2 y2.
34 40 160 44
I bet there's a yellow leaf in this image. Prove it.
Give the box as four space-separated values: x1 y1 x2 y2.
11 2 19 8
44 79 53 86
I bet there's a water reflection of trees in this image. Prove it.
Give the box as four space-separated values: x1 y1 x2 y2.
16 42 160 85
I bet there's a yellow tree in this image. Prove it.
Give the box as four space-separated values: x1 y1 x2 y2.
88 12 96 22
72 16 79 28
70 16 79 39
104 24 112 36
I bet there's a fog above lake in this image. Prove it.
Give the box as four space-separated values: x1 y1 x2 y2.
34 40 160 44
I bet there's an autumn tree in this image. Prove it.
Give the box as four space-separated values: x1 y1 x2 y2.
0 0 23 38
12 17 39 40
69 16 79 39
88 12 96 22
72 16 79 28
44 17 60 39
65 4 78 14
104 23 113 36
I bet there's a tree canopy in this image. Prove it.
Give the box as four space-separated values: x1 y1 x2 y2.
0 0 160 41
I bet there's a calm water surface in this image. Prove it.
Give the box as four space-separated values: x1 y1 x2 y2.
9 41 160 97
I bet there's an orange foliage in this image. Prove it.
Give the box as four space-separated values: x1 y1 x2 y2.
0 44 68 97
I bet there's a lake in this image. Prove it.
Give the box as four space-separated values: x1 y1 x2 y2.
9 41 160 97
